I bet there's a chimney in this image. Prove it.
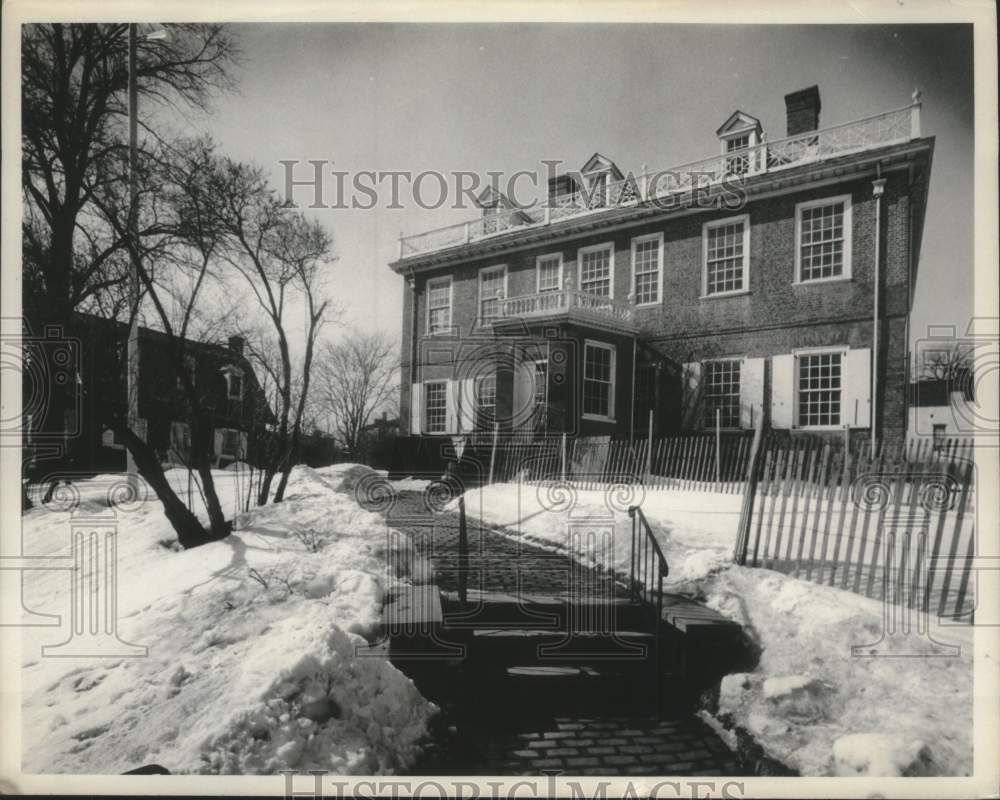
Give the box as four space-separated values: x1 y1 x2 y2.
784 86 821 137
228 335 245 357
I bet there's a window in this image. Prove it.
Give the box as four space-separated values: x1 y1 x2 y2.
226 369 244 400
631 234 663 305
797 352 843 427
703 360 741 429
474 374 496 430
177 355 196 389
932 424 947 452
796 196 852 282
583 341 615 419
724 134 751 175
426 277 452 334
424 381 447 433
536 254 563 293
703 216 749 296
221 429 241 457
578 243 614 297
478 265 507 324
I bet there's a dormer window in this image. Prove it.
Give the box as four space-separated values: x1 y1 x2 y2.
222 366 244 400
716 112 763 176
579 153 623 210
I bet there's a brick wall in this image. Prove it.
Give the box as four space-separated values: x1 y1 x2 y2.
399 169 915 444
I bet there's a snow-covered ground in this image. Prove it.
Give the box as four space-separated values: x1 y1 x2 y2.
453 482 974 777
18 464 436 775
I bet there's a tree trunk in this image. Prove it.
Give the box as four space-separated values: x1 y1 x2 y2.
117 427 222 549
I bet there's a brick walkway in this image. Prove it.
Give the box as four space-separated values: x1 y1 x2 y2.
384 492 631 599
379 490 743 776
472 714 736 776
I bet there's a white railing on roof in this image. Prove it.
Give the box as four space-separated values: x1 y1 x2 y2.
497 288 634 328
398 101 921 259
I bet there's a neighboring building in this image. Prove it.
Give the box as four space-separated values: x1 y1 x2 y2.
390 86 933 446
908 376 976 447
29 313 276 473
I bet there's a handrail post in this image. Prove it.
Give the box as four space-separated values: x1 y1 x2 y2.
910 89 922 139
458 495 469 607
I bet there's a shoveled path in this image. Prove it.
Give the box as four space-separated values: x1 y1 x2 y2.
375 489 741 777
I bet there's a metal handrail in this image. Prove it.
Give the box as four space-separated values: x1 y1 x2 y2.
627 505 668 622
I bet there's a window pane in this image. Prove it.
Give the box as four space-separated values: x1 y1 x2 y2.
800 202 846 281
583 344 614 417
705 221 745 295
633 238 660 304
538 256 561 292
797 353 842 427
428 279 451 333
479 268 505 323
425 382 447 433
703 360 741 428
580 247 612 296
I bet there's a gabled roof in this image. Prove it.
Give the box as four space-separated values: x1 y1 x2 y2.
580 152 624 181
476 185 511 209
716 110 763 137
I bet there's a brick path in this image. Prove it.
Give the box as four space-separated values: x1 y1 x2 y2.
381 490 742 777
384 492 630 599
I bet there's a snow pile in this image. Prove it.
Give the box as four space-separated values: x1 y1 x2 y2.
19 465 436 775
453 482 973 777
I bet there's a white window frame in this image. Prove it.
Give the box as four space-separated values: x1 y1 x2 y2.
582 339 616 422
477 264 508 326
793 346 848 430
474 373 497 431
535 253 564 293
577 242 615 298
220 427 242 457
223 366 244 401
702 358 743 430
424 380 448 434
794 194 853 284
630 232 664 306
702 214 750 298
425 276 453 335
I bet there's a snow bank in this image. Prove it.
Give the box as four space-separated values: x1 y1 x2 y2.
453 481 973 777
19 465 436 775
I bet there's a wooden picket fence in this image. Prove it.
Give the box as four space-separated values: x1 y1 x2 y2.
734 436 977 621
484 431 756 491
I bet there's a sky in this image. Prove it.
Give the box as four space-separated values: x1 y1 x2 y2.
193 23 974 355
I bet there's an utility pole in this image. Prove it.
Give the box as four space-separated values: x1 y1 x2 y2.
126 23 140 492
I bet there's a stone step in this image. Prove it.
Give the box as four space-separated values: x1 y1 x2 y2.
439 590 654 630
459 627 658 668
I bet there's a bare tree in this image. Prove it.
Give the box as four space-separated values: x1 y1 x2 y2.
215 161 334 504
316 332 398 454
919 343 973 382
21 23 240 546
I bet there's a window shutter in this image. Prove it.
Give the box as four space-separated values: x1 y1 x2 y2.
843 348 872 428
410 383 422 435
445 379 458 434
771 354 795 429
213 428 224 461
740 357 765 429
457 378 477 432
682 362 702 429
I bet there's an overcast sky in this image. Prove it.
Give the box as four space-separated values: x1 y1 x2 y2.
197 23 974 354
